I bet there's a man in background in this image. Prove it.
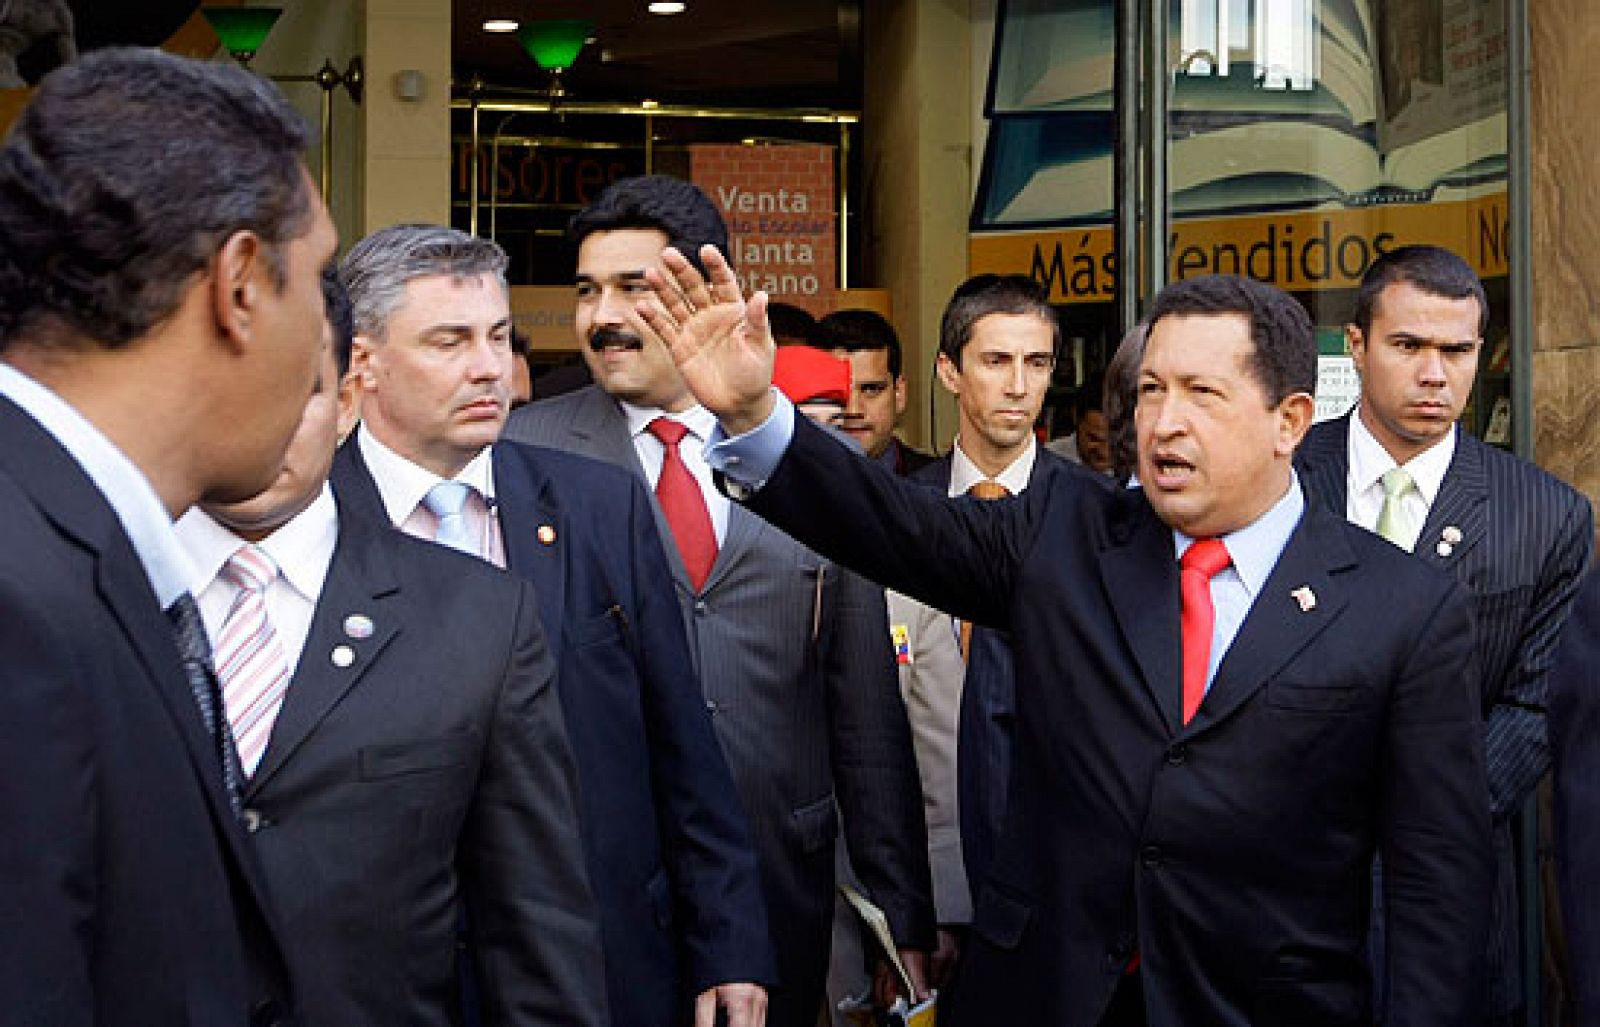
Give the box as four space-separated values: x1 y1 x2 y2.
1048 372 1113 476
1297 245 1593 1025
176 272 605 1024
0 48 331 1023
817 308 935 475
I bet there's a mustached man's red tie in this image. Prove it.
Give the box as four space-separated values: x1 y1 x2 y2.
1179 538 1232 725
647 417 718 591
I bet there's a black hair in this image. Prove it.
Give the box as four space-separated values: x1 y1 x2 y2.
1350 244 1487 337
569 175 729 275
767 301 819 346
1147 275 1316 406
0 48 312 350
817 308 903 378
939 273 1059 368
321 266 354 377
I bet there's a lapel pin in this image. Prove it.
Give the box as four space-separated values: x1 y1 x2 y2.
343 614 374 640
1436 541 1455 558
331 644 356 669
1291 586 1317 613
1441 525 1463 545
537 525 557 545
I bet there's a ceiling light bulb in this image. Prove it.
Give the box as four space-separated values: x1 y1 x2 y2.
483 18 519 33
648 2 687 14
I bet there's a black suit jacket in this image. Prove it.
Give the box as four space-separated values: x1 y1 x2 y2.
0 396 291 1025
505 389 934 1027
740 414 1493 1026
1551 565 1600 1019
239 498 606 1025
332 438 774 1026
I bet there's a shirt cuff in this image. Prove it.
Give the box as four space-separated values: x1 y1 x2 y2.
704 389 795 497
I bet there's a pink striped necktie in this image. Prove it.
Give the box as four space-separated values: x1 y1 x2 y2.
215 545 292 777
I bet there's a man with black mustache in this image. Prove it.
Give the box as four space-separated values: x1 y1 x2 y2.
330 224 774 1027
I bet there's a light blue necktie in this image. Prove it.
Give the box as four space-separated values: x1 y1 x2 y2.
423 480 477 556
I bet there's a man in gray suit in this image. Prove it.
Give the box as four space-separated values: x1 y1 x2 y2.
505 175 936 1027
1296 244 1593 1025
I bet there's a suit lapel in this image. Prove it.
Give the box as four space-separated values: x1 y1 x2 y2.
1415 433 1488 572
1191 511 1355 732
494 442 569 647
1097 495 1183 734
248 508 401 792
1297 413 1352 514
329 437 391 527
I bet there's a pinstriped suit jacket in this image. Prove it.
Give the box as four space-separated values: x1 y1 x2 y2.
1296 411 1593 1015
504 386 935 1027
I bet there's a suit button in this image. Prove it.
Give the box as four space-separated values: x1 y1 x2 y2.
694 600 708 614
1164 744 1188 766
241 809 267 833
250 998 283 1026
1140 845 1164 868
705 699 720 715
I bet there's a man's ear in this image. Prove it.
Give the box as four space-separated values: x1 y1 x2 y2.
336 368 362 442
211 229 266 353
1276 391 1316 457
350 332 379 390
893 374 908 416
935 353 961 397
1345 324 1366 375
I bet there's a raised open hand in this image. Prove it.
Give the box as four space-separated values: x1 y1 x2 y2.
638 244 777 436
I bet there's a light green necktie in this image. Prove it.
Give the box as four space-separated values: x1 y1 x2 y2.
1375 466 1419 550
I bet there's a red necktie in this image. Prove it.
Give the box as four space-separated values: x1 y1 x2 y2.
1179 538 1232 725
647 417 718 591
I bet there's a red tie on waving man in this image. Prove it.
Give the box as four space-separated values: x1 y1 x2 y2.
648 417 718 591
1179 538 1232 725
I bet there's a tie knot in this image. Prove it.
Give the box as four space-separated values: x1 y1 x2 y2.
222 545 278 594
1181 538 1231 579
647 416 690 448
1381 466 1415 500
967 479 1011 501
423 479 473 519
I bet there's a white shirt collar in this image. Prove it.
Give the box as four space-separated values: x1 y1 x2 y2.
357 424 497 527
1348 405 1456 506
0 361 196 607
1173 474 1305 598
174 484 338 605
948 437 1037 497
619 399 718 447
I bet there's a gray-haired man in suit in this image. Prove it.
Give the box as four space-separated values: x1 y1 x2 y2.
505 175 936 1027
1296 244 1593 1025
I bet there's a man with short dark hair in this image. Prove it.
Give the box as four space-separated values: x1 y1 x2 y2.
505 175 936 1027
817 308 935 475
333 223 773 1027
1297 244 1593 1026
646 255 1494 1026
0 47 333 1023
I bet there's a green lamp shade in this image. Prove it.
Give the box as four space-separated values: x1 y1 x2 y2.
202 7 283 58
517 19 593 71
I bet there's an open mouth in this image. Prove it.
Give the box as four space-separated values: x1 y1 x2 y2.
1149 453 1197 487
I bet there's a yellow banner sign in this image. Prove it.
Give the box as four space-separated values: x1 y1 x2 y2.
969 192 1509 305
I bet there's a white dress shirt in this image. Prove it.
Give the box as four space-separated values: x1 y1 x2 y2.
0 361 195 607
357 425 506 566
1345 406 1455 553
948 437 1038 498
174 485 339 668
619 399 731 545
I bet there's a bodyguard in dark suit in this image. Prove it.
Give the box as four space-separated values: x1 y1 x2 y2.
504 176 935 1026
1295 246 1594 1024
1551 566 1600 1021
335 224 773 1027
646 257 1494 1026
175 281 606 1025
0 50 336 1025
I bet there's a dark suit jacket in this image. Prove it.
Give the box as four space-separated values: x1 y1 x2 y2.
738 413 1494 1027
1551 564 1600 1020
236 498 606 1025
332 438 774 1026
1297 414 1593 1013
0 396 291 1025
505 388 935 1027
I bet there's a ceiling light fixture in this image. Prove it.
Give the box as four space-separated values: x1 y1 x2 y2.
648 2 687 14
483 18 520 33
201 6 284 65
